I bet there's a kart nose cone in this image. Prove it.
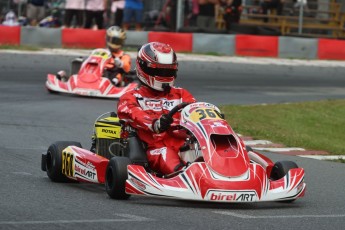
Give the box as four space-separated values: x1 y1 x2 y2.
79 73 99 83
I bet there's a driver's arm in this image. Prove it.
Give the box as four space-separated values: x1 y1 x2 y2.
121 54 131 73
117 93 158 133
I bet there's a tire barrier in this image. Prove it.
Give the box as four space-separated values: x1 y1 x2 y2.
235 35 279 57
318 39 345 60
0 25 345 60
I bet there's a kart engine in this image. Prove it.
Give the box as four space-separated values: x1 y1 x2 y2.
94 113 125 159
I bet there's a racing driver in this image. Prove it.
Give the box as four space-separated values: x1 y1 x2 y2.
117 42 196 176
57 26 131 86
104 25 131 86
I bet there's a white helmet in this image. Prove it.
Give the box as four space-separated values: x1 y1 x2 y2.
136 42 178 92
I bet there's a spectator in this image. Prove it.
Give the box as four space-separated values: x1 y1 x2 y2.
2 10 20 26
221 0 242 30
260 0 284 22
197 0 218 30
188 0 199 26
84 0 107 29
63 0 85 28
122 0 143 31
26 0 47 26
111 0 125 27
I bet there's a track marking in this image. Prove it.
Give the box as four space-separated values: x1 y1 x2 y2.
0 214 153 226
214 211 345 219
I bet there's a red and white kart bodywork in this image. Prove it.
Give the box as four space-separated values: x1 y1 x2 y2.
45 48 137 98
41 102 306 203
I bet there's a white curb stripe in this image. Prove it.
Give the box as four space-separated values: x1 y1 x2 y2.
298 155 345 160
244 140 273 145
252 147 305 152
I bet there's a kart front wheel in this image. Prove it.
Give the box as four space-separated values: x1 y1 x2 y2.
105 157 131 200
270 161 298 181
270 161 299 203
45 141 82 182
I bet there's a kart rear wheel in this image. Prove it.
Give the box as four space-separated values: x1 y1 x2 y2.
46 141 82 182
105 157 131 200
270 161 298 180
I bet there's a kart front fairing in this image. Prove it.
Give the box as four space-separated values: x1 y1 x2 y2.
125 102 306 202
45 48 137 98
179 102 250 177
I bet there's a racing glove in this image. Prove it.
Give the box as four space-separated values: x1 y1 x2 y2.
153 114 173 134
114 57 123 68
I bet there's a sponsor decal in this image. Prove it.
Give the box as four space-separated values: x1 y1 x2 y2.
62 151 74 177
101 128 118 135
149 147 167 161
163 101 174 107
139 98 179 111
189 102 215 109
206 190 257 202
211 122 226 127
74 159 98 182
145 99 162 109
129 178 146 190
87 161 95 169
118 101 127 108
75 164 96 180
96 126 121 139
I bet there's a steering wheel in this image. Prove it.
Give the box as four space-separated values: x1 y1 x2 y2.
167 102 190 118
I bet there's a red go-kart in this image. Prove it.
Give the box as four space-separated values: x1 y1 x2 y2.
45 48 138 98
41 102 306 202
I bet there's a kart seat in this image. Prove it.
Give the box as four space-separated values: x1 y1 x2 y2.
127 136 149 168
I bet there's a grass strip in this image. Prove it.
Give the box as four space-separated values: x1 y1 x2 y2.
220 99 345 155
0 45 42 51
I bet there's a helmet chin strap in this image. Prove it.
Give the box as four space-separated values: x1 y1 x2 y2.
162 83 171 93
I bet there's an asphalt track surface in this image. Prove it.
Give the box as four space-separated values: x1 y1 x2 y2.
1 51 345 230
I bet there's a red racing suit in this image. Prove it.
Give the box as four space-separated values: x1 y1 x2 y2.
117 85 196 175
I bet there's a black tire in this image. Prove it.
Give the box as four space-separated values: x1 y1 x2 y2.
270 161 298 180
46 141 82 182
105 157 131 200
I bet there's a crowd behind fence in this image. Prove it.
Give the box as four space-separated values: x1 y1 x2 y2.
0 0 344 39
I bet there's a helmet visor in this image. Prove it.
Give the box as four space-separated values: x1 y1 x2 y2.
107 36 124 46
139 60 177 77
